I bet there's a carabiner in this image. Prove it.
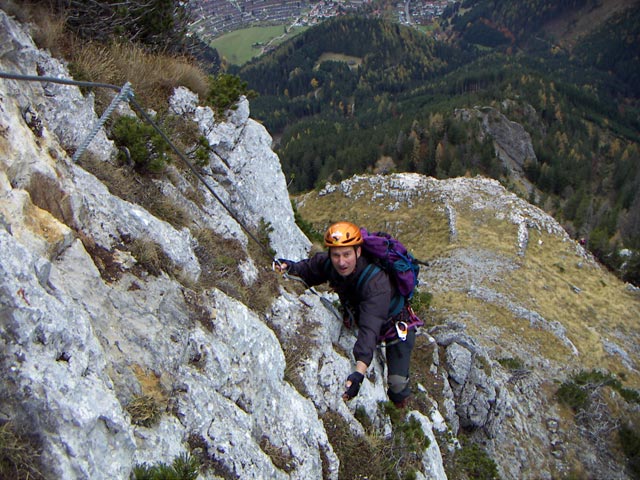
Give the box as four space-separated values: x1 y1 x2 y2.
395 321 408 341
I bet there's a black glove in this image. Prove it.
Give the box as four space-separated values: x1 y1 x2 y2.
343 372 365 400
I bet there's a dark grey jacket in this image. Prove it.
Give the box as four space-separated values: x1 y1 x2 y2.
286 252 393 366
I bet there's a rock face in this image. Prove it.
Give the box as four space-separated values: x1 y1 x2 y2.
0 9 448 480
455 106 538 188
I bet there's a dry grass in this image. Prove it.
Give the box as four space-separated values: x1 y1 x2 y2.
321 411 392 479
126 364 168 427
2 2 210 113
294 180 449 262
127 237 183 280
0 421 45 480
0 1 67 56
126 395 162 427
258 436 294 473
78 154 192 230
69 41 210 112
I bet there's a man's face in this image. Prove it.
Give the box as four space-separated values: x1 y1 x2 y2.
330 246 360 277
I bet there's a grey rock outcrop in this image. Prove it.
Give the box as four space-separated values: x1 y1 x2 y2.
0 9 447 480
455 105 538 188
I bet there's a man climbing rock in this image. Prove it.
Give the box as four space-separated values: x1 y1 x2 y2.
275 221 420 408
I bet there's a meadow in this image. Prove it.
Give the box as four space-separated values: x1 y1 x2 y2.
210 25 308 65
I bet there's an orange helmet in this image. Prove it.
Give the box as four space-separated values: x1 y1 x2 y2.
324 222 363 247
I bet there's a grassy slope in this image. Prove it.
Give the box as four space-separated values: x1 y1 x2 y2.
294 174 640 388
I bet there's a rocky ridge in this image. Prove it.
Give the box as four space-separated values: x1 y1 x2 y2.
296 173 640 479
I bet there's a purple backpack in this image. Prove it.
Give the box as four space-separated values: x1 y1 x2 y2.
359 228 420 299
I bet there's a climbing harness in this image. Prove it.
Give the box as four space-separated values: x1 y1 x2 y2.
377 305 424 348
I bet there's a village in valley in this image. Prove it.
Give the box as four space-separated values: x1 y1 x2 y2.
189 0 457 41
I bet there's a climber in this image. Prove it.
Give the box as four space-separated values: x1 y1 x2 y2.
274 221 417 408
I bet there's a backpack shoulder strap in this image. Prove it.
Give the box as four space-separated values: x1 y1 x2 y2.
356 263 381 293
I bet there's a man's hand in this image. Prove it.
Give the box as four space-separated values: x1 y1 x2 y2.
342 372 365 400
272 259 289 274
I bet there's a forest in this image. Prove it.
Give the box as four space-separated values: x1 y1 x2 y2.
232 6 640 284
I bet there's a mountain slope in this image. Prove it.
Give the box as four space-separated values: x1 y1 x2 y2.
233 7 640 286
294 173 640 478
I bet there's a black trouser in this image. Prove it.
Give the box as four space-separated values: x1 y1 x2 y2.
385 328 416 404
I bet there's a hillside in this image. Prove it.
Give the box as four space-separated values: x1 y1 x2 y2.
234 7 640 287
294 173 640 478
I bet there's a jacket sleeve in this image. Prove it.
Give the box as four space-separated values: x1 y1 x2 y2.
352 271 392 366
285 252 331 287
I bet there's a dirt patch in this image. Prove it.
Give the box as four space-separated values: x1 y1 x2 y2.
76 231 124 282
26 171 74 228
131 363 167 402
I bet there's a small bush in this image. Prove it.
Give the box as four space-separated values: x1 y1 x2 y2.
556 369 639 411
111 116 170 173
126 395 162 427
619 423 640 478
382 402 430 451
556 380 590 411
621 387 640 404
128 238 173 277
259 435 295 473
409 290 432 322
453 443 500 480
497 357 525 370
206 73 257 119
132 452 200 480
292 203 323 243
321 411 391 479
257 218 276 259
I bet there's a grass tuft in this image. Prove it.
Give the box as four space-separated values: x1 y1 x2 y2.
126 395 163 428
69 41 209 112
132 452 200 480
0 421 45 480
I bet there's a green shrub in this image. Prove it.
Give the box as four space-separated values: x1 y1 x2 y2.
621 388 640 404
206 73 257 119
410 290 432 322
619 424 640 478
193 136 211 167
556 380 590 411
323 405 429 480
292 203 324 244
132 452 200 480
257 218 276 259
111 116 170 173
497 357 525 370
556 370 640 411
454 443 500 480
381 401 430 465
